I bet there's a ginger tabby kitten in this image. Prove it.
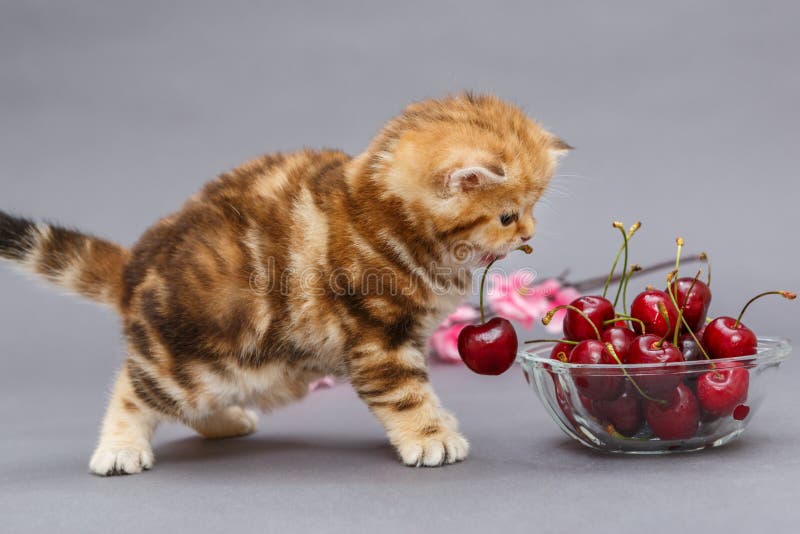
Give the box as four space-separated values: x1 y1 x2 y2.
0 93 569 475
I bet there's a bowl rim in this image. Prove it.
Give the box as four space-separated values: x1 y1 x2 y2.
517 336 791 371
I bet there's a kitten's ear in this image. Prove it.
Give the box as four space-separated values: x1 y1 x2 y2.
445 166 507 192
549 137 573 158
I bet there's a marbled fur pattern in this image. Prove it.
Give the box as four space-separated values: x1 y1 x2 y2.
0 93 568 475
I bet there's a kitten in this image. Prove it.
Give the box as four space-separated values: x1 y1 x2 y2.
0 93 569 475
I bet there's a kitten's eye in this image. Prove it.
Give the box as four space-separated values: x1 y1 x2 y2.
499 213 518 226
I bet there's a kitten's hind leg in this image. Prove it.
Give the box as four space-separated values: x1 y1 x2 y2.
89 365 161 476
190 406 258 439
188 364 316 439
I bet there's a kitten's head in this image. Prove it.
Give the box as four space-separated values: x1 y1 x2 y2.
360 93 570 266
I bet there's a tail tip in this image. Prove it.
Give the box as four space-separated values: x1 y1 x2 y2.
0 211 37 261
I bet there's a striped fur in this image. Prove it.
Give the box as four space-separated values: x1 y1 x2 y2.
0 93 568 475
0 212 129 308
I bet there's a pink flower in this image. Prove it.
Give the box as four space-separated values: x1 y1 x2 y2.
428 322 467 363
440 304 480 327
487 273 582 333
428 304 478 363
427 276 584 363
486 271 545 329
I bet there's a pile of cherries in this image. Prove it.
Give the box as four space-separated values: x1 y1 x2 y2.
458 222 796 441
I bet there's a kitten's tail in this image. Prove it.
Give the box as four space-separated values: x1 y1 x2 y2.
0 211 129 310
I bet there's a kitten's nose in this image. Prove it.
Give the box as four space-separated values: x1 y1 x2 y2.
521 235 532 242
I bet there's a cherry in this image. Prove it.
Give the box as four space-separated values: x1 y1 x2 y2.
703 317 757 359
644 382 700 440
550 341 575 362
696 366 749 418
625 334 683 397
601 327 636 363
458 245 533 375
560 296 615 341
593 382 643 436
631 290 679 339
704 290 796 359
458 318 518 375
553 380 577 426
568 340 624 401
537 340 584 424
553 379 596 424
668 277 712 332
733 404 750 421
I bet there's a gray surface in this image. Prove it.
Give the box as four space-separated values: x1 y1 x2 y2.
1 1 799 532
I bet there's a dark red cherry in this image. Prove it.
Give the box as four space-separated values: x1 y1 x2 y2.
549 341 574 362
668 277 712 332
631 290 680 339
562 296 615 341
553 379 577 426
601 327 636 363
733 404 750 420
704 290 797 358
644 382 700 440
703 317 757 359
458 317 518 375
579 392 596 414
593 382 643 436
625 334 684 397
459 244 534 375
696 366 749 418
553 377 596 421
568 340 624 401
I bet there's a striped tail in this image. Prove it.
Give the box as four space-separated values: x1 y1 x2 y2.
0 211 129 310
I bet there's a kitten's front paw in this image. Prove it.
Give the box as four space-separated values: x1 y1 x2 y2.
395 427 470 467
89 443 154 476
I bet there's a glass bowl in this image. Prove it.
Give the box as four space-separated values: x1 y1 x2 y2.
518 337 791 454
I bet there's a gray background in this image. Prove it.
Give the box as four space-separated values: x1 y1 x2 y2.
1 1 798 532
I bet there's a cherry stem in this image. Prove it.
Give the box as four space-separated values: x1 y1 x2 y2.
653 301 672 348
543 304 601 341
672 269 702 346
622 264 642 317
604 315 646 335
735 290 797 328
666 279 714 364
605 424 626 439
602 221 640 301
478 244 533 324
604 342 667 406
524 338 579 345
612 223 631 308
667 237 685 346
700 252 711 287
602 223 625 299
478 259 498 324
572 254 705 294
674 237 684 274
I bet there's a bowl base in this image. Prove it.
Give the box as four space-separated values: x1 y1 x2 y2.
576 428 746 455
